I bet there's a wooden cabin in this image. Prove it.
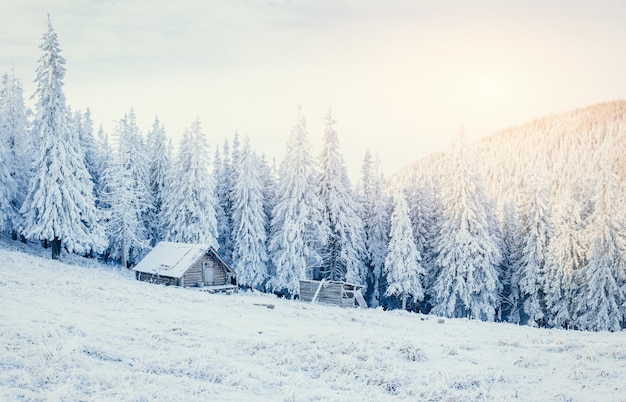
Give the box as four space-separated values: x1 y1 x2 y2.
133 242 237 293
299 279 367 308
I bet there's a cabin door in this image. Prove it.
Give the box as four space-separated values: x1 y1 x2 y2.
202 261 214 286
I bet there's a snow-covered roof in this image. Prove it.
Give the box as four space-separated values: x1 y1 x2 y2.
133 242 211 278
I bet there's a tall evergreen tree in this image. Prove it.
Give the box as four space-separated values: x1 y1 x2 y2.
359 151 389 307
0 71 31 238
231 136 269 289
573 153 626 331
161 118 218 248
317 109 366 283
510 169 551 327
0 115 16 233
21 17 105 259
76 108 102 195
145 116 171 245
268 109 325 296
94 124 111 208
499 202 522 322
544 188 587 328
213 145 230 259
431 134 502 321
101 114 151 267
384 187 425 310
214 139 234 264
405 172 438 312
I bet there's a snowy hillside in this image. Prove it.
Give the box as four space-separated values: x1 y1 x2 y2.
1 246 626 401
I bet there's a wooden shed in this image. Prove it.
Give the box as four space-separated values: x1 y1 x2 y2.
133 242 237 292
299 279 367 308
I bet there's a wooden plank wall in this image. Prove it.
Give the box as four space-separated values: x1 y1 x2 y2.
136 272 178 286
210 259 228 285
300 281 344 305
182 254 230 287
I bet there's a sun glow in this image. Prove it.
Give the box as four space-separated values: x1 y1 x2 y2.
463 72 517 107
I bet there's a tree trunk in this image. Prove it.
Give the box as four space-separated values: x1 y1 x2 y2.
51 237 61 260
402 293 407 311
11 229 18 241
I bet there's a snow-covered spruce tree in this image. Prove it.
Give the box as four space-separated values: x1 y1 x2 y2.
257 153 277 231
257 153 277 278
544 187 587 329
0 71 31 238
384 187 425 310
572 153 626 331
76 108 102 193
101 114 151 267
231 136 269 290
499 202 522 323
359 150 390 307
317 109 366 283
161 118 218 248
405 171 438 312
0 116 17 233
94 125 111 208
145 116 171 245
124 109 153 244
422 175 444 308
509 168 551 327
21 17 105 259
431 134 502 321
268 109 325 297
214 139 234 264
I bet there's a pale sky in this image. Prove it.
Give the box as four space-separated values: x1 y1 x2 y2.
2 0 626 179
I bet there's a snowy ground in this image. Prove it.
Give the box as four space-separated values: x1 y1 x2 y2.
1 243 626 401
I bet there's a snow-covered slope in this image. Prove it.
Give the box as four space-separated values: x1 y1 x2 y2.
1 246 625 401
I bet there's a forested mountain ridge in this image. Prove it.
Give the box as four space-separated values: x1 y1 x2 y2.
393 100 626 331
400 100 626 208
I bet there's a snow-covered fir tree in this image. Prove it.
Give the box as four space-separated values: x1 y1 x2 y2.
317 109 366 283
145 116 170 245
94 125 111 207
431 134 502 321
212 145 230 260
509 168 551 327
572 151 626 331
268 109 325 297
257 153 277 232
124 109 153 243
257 153 277 278
21 17 105 259
384 187 425 310
405 171 438 312
359 150 389 307
0 71 31 238
161 118 218 248
231 136 269 289
544 187 587 328
101 114 151 267
76 108 101 193
499 202 521 322
214 139 234 264
0 117 16 233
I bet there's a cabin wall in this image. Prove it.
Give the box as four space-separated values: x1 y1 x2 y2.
300 281 344 305
181 253 230 287
136 272 178 286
